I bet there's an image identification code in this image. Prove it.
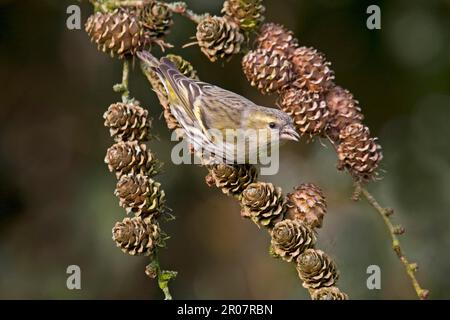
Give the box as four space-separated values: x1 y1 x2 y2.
177 304 273 318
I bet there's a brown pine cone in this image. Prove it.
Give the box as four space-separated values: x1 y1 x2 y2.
115 174 166 218
291 46 335 93
255 22 298 57
162 108 180 130
326 86 364 141
285 183 327 229
85 8 150 58
296 249 339 289
311 286 349 300
196 16 244 62
112 216 161 256
222 0 265 32
270 219 316 262
105 141 160 179
337 123 383 182
139 1 173 39
206 164 258 197
103 102 151 142
242 48 293 94
278 88 329 137
241 182 286 228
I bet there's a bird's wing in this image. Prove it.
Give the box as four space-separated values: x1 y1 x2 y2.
193 83 257 131
156 57 253 129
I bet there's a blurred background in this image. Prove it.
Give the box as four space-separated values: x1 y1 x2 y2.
0 0 449 299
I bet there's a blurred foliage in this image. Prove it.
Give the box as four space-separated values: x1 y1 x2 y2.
0 0 449 299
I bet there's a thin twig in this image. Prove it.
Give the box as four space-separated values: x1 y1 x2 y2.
166 1 209 24
113 59 131 102
360 187 429 300
152 255 177 300
325 134 429 299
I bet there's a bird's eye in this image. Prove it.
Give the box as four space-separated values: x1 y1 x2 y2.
269 122 276 129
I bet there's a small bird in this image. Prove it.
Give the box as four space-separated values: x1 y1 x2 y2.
138 51 299 164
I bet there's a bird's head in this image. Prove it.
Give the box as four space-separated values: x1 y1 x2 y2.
242 107 300 142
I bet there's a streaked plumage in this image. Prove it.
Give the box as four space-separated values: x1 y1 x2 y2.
138 51 299 163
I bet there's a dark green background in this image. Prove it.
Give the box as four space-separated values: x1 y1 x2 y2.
0 0 449 299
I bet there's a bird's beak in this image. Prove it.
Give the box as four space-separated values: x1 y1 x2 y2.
280 127 300 141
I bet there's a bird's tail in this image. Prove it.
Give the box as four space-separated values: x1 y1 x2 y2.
138 50 184 98
138 50 165 82
138 50 179 79
137 51 161 68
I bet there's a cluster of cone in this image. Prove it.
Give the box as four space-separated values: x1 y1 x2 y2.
103 101 166 258
138 34 348 298
242 23 383 182
205 164 348 300
195 0 265 61
85 0 173 58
